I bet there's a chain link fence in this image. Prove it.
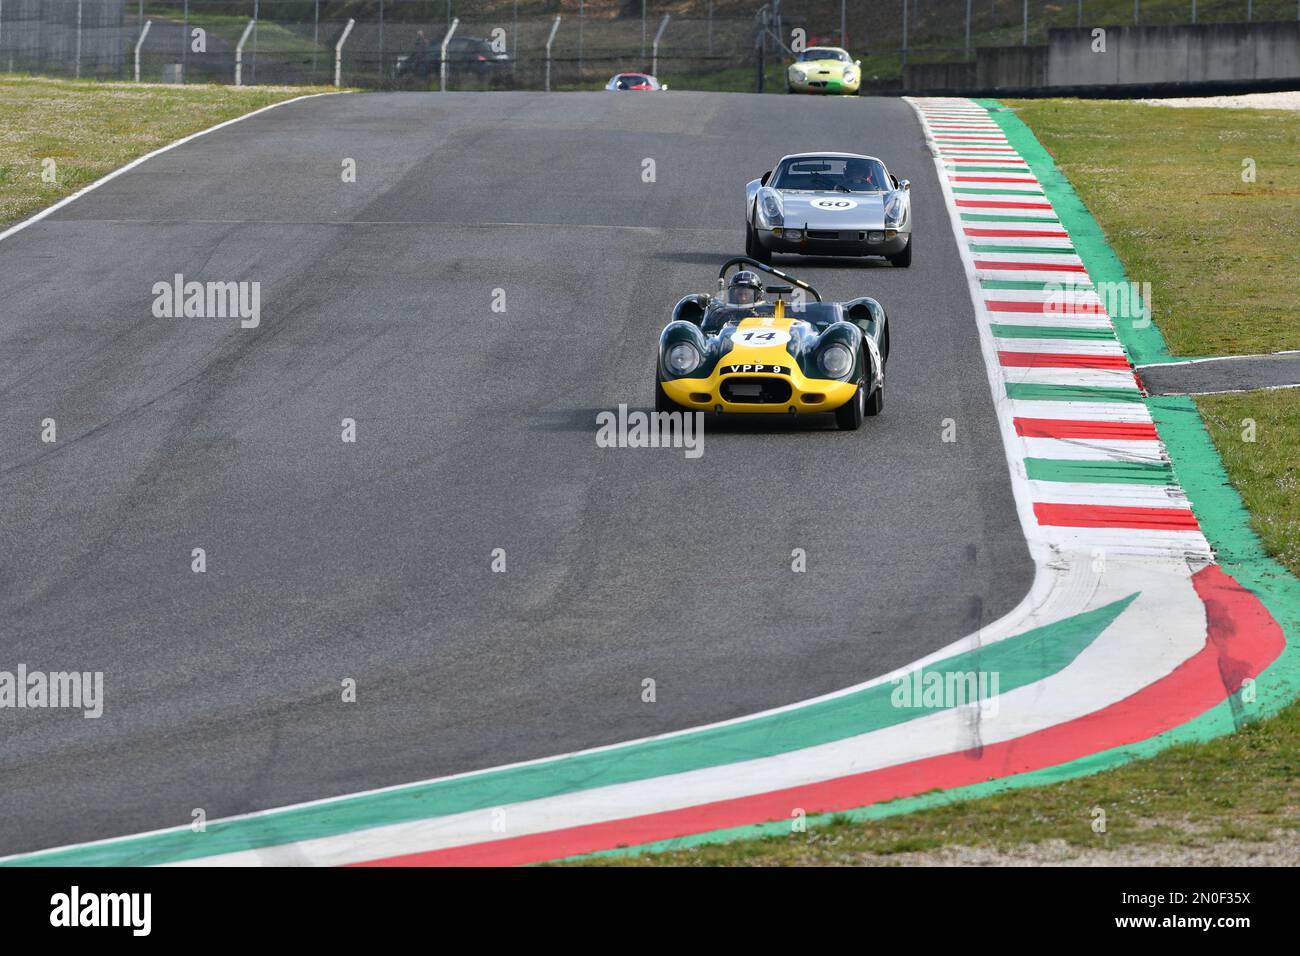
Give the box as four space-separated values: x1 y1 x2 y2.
2 0 1295 88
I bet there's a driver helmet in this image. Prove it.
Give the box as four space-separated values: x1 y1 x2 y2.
726 270 765 307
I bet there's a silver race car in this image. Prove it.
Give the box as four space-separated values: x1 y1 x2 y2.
745 152 912 267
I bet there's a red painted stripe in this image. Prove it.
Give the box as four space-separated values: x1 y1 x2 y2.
1033 502 1199 530
957 199 1053 209
945 158 1029 165
965 228 1069 238
1014 417 1159 440
953 176 1040 184
355 565 1278 867
985 298 1104 313
999 351 1130 370
939 147 1018 153
977 260 1087 273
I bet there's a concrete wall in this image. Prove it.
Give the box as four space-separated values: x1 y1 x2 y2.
903 46 1046 92
1047 22 1300 86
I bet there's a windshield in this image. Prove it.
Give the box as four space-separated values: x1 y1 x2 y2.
797 48 850 63
771 156 890 193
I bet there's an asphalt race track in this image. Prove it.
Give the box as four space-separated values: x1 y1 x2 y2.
0 92 1033 855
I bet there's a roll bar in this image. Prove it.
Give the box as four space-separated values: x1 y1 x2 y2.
717 257 822 303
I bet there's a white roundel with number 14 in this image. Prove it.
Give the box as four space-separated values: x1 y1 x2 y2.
732 328 790 348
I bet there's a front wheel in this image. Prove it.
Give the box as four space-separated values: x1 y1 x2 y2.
746 221 772 264
887 234 912 268
834 383 865 430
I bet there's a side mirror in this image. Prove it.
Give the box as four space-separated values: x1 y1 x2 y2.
899 179 911 191
855 60 862 66
760 170 771 186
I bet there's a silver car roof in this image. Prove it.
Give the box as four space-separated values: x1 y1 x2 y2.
777 152 885 165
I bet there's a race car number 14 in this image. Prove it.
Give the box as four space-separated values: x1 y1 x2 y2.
732 329 791 348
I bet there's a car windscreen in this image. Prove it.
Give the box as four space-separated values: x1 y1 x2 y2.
797 48 850 62
772 157 890 193
616 75 652 89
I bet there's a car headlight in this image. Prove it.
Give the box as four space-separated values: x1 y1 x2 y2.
884 193 905 227
760 191 783 227
791 69 806 82
819 343 854 379
665 342 702 377
843 70 856 83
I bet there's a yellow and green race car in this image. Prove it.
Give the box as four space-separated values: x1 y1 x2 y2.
787 46 861 95
656 258 889 430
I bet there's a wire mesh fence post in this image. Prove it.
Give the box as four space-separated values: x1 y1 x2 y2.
181 0 188 82
251 0 259 87
544 15 560 92
965 0 971 57
1023 0 1029 44
641 0 647 62
441 17 458 91
235 18 255 86
335 17 355 87
135 19 152 82
579 0 584 75
902 0 908 68
75 0 82 79
651 14 669 77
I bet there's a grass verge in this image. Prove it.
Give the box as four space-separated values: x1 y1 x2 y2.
0 73 337 229
1004 99 1300 357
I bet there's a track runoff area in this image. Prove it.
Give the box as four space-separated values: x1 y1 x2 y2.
0 90 1291 931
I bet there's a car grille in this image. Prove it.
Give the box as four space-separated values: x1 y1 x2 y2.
807 230 840 240
721 377 794 404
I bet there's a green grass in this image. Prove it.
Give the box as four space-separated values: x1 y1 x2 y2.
1198 389 1300 577
0 73 337 229
1005 99 1300 357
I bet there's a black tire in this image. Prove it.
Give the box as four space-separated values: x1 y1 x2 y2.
749 226 772 264
887 234 912 268
834 382 865 430
865 381 884 416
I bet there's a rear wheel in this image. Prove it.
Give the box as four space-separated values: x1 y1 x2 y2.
887 234 912 268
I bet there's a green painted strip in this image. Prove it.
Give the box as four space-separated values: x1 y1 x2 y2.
969 243 1076 255
3 595 1136 866
990 323 1115 341
1024 457 1175 485
1005 383 1143 403
981 279 1093 291
962 214 1061 224
983 101 1169 365
952 187 1046 196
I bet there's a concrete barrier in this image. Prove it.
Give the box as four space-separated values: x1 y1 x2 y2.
1048 22 1300 87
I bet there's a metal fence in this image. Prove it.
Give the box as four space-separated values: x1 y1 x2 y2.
2 0 1296 88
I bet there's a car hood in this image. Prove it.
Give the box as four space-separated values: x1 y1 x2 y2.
776 191 888 229
793 59 852 73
